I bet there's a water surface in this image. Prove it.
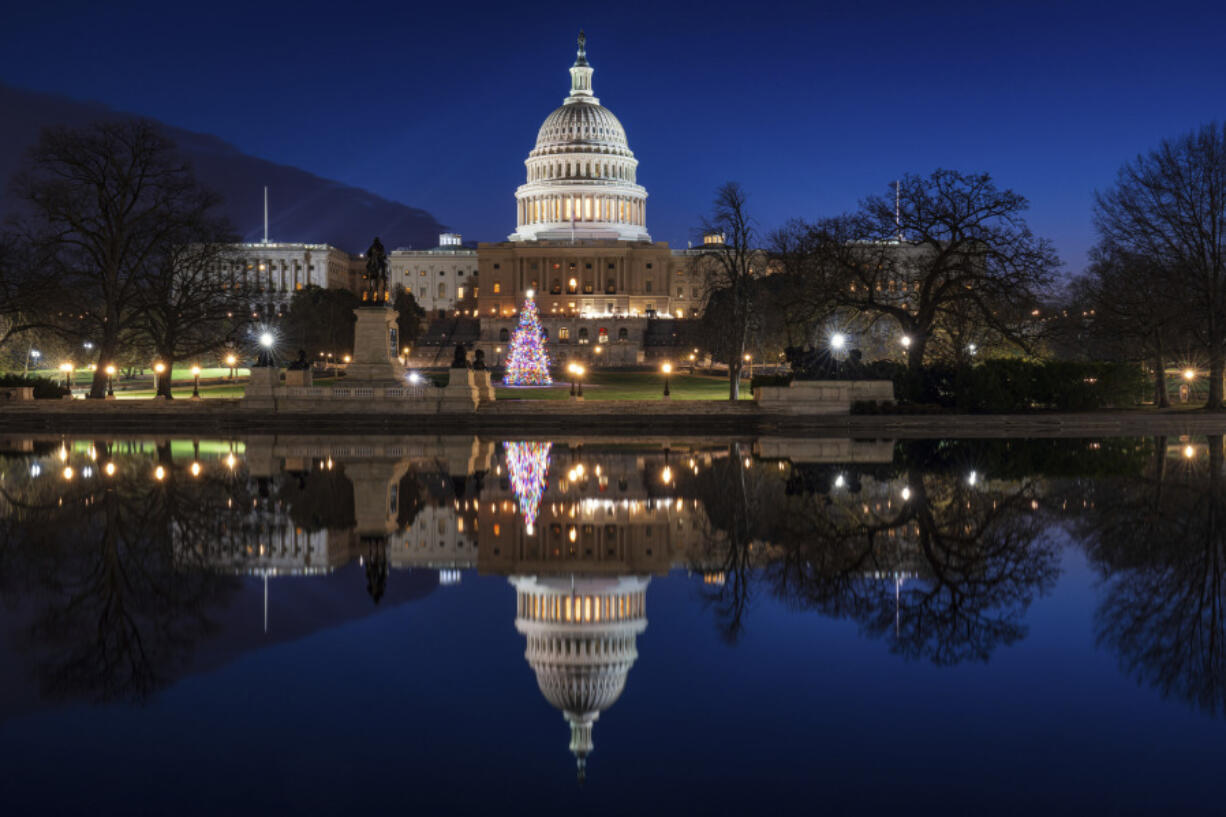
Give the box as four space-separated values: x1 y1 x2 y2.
0 434 1222 815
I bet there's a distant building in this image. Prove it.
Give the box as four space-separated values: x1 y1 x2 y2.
389 232 478 318
218 241 357 319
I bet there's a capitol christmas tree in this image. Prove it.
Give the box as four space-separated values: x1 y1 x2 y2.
503 290 553 386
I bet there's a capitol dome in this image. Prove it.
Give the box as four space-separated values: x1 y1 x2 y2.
510 32 650 242
511 575 649 782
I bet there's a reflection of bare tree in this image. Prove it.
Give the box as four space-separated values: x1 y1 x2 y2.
689 444 766 643
0 448 240 702
1076 436 1226 715
693 452 1059 664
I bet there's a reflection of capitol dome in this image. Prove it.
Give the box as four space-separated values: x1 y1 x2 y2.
511 575 649 782
510 32 650 243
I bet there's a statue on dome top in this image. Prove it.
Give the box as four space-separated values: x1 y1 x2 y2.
576 30 588 64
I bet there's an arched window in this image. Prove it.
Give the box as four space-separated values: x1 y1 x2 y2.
617 327 628 342
578 327 589 343
551 278 562 294
499 328 509 342
559 327 570 342
598 328 608 344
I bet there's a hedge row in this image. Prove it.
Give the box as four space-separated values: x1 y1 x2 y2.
0 374 71 399
858 360 1147 412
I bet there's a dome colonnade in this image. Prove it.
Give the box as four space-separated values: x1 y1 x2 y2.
511 32 650 242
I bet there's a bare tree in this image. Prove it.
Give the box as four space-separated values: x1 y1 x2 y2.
10 120 230 398
694 183 766 399
135 221 246 398
1094 124 1226 408
780 171 1058 398
1074 248 1186 407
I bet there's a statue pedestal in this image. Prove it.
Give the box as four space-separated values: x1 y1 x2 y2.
243 366 279 410
285 368 313 387
440 368 479 412
347 307 404 384
473 370 496 403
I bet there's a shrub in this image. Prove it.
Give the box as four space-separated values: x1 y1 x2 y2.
750 373 793 390
0 374 71 399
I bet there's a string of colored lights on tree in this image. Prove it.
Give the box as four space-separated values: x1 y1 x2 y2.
503 292 553 386
503 440 552 534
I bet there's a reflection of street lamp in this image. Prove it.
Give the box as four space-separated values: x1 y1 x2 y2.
661 362 672 399
104 364 116 398
191 365 202 398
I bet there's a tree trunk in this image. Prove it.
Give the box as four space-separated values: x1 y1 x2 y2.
1210 350 1224 410
904 333 927 402
1152 357 1169 408
729 359 741 400
88 338 115 399
157 355 175 399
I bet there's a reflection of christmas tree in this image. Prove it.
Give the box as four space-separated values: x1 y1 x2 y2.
504 292 553 386
503 441 552 534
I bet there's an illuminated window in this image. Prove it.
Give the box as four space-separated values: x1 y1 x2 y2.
559 327 570 341
493 282 501 294
457 286 465 299
568 278 578 293
598 328 608 344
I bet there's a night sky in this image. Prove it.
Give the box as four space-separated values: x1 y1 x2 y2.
3 0 1223 273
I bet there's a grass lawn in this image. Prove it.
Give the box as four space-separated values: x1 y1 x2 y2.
494 370 750 401
28 368 747 402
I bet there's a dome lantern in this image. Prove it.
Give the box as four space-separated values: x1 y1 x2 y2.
567 30 596 104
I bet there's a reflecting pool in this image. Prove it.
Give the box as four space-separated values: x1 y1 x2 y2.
1 434 1224 814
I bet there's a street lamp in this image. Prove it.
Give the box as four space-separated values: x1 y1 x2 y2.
830 332 846 351
191 365 202 398
104 364 116 398
567 363 585 399
661 362 672 399
743 353 752 380
59 362 74 395
225 353 238 380
153 362 167 397
1184 368 1196 381
900 335 912 349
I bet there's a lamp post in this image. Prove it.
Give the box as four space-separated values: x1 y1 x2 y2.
567 363 585 399
104 364 116 398
191 365 202 399
661 362 672 399
225 353 238 380
743 353 752 381
153 362 167 398
59 362 74 396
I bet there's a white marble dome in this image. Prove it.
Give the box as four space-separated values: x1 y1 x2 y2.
510 33 650 242
533 103 631 156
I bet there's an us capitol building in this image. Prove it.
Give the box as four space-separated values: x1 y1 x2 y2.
226 33 710 366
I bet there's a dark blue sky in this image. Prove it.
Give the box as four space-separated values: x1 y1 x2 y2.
3 0 1224 272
